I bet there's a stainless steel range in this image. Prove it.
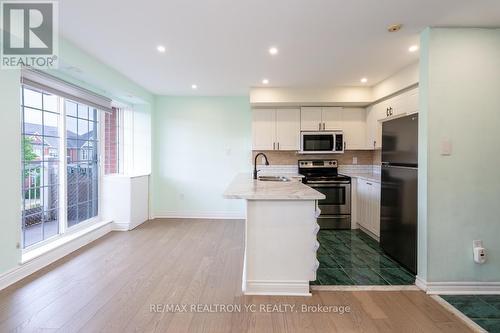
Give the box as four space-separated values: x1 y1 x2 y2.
299 159 351 229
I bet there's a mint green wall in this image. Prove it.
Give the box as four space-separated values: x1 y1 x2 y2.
152 96 251 218
417 28 430 281
0 38 154 275
0 70 22 274
419 28 500 282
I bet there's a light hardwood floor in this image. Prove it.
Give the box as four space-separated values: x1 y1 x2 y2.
0 219 472 332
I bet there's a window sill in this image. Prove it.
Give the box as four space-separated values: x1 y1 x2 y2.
104 173 150 179
21 220 112 264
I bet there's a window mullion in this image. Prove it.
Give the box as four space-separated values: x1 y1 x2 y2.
59 96 68 234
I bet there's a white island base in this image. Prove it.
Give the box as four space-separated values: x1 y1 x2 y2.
224 174 324 296
243 200 319 296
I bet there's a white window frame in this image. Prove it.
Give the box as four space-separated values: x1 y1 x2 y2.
21 88 106 254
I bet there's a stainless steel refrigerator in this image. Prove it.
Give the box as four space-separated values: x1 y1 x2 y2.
380 114 418 274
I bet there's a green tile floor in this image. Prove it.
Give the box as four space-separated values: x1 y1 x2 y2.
441 295 500 333
311 229 415 286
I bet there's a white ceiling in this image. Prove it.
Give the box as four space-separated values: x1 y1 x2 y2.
59 0 500 96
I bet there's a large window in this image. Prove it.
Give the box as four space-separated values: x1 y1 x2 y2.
21 84 103 248
21 87 61 247
65 101 99 227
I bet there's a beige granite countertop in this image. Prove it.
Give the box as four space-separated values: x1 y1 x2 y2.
224 173 325 200
342 172 381 183
259 171 304 178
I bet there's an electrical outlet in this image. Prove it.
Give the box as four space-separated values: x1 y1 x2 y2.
473 240 483 248
441 139 452 156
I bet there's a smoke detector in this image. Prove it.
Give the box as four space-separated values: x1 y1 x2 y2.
387 24 402 32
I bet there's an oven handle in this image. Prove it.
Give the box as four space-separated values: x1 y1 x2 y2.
309 182 350 187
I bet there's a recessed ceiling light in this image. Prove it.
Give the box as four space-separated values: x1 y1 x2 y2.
409 45 419 52
157 45 166 53
387 24 402 33
269 47 278 55
360 78 368 83
262 79 269 85
191 84 197 90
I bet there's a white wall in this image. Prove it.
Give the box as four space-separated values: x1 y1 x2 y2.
372 62 419 101
152 96 251 219
419 28 500 283
249 86 373 106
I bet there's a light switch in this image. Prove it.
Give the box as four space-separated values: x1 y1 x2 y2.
441 139 452 156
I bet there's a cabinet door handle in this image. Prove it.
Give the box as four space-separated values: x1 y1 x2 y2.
323 123 326 130
386 108 389 117
390 107 393 116
319 123 321 131
344 142 346 150
367 182 372 185
273 142 275 150
277 142 280 150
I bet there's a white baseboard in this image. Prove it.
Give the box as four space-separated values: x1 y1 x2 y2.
416 276 500 294
0 221 113 292
112 222 131 231
357 225 380 242
311 285 419 291
112 219 147 231
153 211 246 220
245 280 311 296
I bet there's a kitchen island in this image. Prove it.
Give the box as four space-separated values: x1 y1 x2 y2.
224 174 325 296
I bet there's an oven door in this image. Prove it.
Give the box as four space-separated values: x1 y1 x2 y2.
301 132 334 153
309 183 351 215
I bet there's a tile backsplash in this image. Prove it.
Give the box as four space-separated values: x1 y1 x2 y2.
252 150 377 166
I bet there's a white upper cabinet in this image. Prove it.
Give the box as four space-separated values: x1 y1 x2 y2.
252 109 276 150
341 108 366 150
300 107 323 131
406 88 419 114
365 87 419 150
300 107 343 131
322 107 343 131
366 104 383 150
252 108 300 151
275 109 301 151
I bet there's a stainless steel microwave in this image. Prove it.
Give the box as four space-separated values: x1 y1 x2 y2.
300 131 344 154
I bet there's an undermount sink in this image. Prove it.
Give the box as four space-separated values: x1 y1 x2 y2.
258 176 290 182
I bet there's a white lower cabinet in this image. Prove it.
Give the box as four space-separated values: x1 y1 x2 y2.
355 178 381 237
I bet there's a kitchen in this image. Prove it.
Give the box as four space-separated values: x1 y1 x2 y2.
225 71 419 292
